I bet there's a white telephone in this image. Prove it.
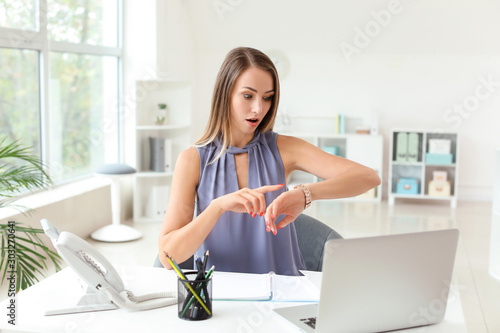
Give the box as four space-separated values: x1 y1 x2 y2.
41 219 177 316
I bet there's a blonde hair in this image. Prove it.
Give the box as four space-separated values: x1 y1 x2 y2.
194 47 280 162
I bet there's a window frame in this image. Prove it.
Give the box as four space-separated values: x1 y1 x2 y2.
0 0 123 184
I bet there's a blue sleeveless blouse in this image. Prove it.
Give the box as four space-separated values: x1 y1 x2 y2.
194 131 306 276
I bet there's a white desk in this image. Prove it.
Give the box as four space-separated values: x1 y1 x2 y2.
0 266 467 333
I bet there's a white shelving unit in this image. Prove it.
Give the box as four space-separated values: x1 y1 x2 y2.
133 80 191 222
388 129 459 208
282 129 383 202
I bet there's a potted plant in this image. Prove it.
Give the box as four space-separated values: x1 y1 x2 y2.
155 103 167 125
0 136 62 292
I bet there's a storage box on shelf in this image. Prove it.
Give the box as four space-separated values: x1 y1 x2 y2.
282 115 383 202
396 178 420 195
133 80 191 222
388 129 458 208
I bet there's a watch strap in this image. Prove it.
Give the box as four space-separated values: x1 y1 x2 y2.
294 184 312 209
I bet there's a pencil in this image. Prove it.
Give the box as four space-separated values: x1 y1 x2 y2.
205 265 215 279
169 255 187 279
165 254 212 316
202 250 209 272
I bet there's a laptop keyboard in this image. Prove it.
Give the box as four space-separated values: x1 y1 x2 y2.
300 317 317 329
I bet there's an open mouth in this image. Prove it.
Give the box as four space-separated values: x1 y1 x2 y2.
246 118 259 123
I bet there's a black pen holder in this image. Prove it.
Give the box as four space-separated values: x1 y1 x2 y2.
177 271 212 320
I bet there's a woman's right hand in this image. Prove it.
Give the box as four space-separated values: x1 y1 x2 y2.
212 184 284 217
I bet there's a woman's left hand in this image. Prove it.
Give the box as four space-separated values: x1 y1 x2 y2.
264 188 307 235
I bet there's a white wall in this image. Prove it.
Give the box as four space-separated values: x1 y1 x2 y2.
122 0 196 166
178 0 500 201
123 0 500 201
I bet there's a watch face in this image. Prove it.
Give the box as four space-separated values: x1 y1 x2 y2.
266 50 290 79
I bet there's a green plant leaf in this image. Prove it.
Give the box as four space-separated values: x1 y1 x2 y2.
15 244 46 268
0 222 63 291
0 137 61 291
0 136 53 213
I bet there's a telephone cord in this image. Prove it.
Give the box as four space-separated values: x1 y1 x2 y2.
102 286 177 311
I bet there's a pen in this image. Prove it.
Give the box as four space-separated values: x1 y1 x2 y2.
191 255 211 319
189 257 205 318
195 257 204 280
164 253 212 316
182 256 205 313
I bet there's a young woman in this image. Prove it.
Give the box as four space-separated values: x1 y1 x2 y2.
158 47 380 275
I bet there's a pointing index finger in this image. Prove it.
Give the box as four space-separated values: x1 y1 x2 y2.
254 183 284 194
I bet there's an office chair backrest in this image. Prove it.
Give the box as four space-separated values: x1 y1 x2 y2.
294 213 343 271
153 214 342 272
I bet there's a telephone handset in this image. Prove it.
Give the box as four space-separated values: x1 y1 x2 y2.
41 219 177 315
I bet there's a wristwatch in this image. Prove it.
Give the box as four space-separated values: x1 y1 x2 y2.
294 184 312 209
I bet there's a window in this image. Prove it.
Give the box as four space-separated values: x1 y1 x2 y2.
0 0 121 183
0 48 40 156
0 1 37 31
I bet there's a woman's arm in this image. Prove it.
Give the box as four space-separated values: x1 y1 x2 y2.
158 147 217 268
158 147 284 269
264 135 381 234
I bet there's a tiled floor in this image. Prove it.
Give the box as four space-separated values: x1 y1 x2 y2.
82 200 499 332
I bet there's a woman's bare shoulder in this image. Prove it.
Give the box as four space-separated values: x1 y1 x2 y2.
276 133 313 152
178 146 199 161
173 146 200 180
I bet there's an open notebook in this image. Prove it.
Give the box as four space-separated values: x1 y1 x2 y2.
211 271 320 302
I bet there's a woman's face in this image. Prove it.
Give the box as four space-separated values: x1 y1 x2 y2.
230 67 274 145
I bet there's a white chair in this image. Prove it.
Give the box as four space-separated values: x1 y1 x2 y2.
90 163 142 242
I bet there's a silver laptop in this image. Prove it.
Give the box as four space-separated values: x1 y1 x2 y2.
273 229 459 333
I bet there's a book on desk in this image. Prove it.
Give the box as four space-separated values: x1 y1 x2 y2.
211 271 320 302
